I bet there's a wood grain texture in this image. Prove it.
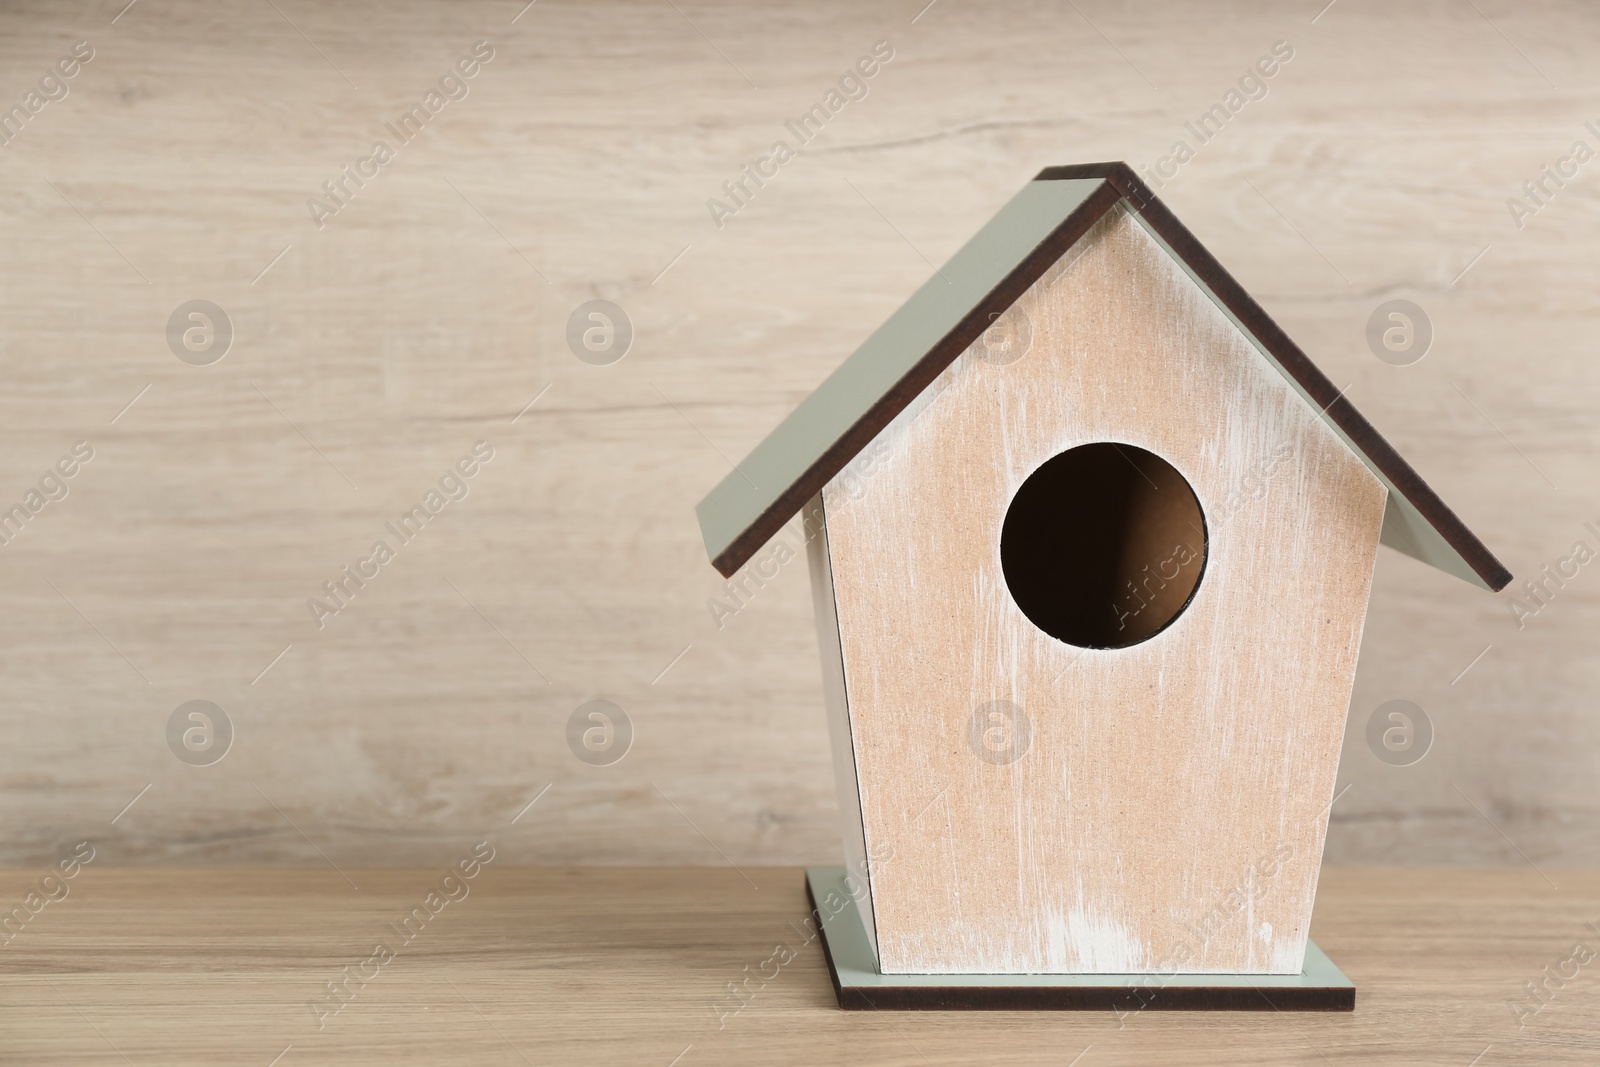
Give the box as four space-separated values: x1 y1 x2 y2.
0 0 1594 872
822 209 1388 974
0 866 1596 1065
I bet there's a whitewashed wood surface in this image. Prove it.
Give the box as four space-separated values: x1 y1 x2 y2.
823 209 1387 973
0 0 1594 870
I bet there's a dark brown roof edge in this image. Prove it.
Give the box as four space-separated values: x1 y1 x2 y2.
708 178 1125 576
1036 163 1511 592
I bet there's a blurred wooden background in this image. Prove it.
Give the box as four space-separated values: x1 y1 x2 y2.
0 0 1594 871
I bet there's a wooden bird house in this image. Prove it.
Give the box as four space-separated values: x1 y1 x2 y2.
695 163 1510 1008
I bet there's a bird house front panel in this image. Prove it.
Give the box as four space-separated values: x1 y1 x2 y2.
820 206 1387 976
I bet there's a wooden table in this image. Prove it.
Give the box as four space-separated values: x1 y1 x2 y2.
1 867 1594 1064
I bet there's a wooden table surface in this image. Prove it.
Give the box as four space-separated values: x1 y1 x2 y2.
1 866 1594 1065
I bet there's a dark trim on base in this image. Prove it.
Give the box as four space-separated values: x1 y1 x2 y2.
806 875 1356 1012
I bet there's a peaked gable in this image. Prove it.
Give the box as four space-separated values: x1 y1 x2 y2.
696 162 1511 592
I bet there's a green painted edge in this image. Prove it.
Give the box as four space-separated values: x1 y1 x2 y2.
806 866 1353 991
694 177 1107 567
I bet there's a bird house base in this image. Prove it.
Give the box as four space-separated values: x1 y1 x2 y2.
806 867 1355 1011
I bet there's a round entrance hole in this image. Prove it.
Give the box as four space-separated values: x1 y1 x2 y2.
1000 442 1207 649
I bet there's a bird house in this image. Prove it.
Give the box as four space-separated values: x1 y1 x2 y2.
695 163 1509 1009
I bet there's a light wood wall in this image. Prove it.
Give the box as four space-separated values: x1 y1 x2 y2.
0 0 1594 870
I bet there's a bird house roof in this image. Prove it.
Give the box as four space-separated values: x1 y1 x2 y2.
694 162 1510 591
